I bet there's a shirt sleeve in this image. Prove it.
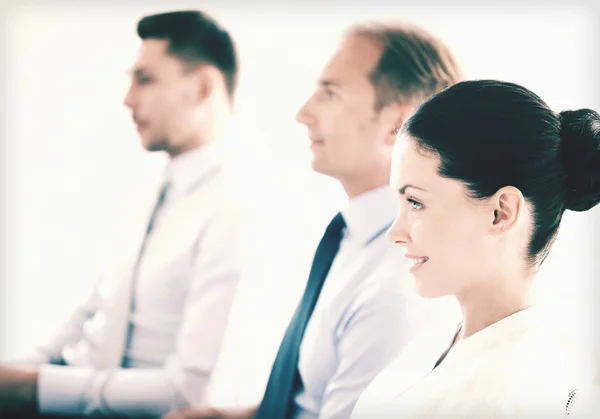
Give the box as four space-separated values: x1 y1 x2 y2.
316 270 428 419
37 205 244 417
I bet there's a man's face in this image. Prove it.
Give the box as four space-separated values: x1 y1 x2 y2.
123 39 202 155
296 35 398 184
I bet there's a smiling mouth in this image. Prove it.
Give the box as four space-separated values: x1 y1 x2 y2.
405 255 429 272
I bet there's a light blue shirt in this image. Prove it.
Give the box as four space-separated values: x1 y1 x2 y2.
292 185 446 419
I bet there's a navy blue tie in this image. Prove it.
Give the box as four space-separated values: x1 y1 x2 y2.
255 212 346 419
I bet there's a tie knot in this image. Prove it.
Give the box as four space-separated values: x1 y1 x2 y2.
326 212 346 236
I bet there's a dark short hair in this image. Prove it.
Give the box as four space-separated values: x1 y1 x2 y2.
403 80 600 265
137 10 238 104
346 21 464 110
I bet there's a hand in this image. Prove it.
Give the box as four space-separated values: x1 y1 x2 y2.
163 407 226 419
0 365 38 416
163 405 257 419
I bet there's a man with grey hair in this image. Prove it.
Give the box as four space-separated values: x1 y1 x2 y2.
166 20 464 419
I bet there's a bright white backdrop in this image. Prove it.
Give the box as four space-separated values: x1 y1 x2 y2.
1 0 598 406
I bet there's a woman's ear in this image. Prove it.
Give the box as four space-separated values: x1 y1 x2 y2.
489 186 524 236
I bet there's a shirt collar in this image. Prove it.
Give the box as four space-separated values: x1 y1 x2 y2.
340 185 399 245
164 140 226 197
450 305 541 359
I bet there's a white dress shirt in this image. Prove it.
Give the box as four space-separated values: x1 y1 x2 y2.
19 141 244 417
352 305 598 419
292 185 458 419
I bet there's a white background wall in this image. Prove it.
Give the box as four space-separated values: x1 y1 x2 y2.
1 0 598 406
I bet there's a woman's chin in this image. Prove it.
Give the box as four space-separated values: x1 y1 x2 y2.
413 274 449 299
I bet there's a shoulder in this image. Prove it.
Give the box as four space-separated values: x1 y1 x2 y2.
187 163 244 228
196 162 243 212
351 325 457 419
458 330 599 417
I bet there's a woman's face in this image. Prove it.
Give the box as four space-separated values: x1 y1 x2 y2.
387 135 507 298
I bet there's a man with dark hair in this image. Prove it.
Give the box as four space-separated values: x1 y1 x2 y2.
129 9 239 155
165 19 463 419
136 10 238 105
0 9 243 418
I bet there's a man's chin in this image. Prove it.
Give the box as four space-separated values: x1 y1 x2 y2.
142 138 168 153
310 159 331 176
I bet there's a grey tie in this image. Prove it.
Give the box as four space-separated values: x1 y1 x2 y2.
119 180 171 365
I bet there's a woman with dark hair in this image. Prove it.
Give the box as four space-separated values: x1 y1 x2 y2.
352 80 600 418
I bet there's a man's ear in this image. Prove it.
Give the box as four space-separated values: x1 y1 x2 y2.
197 67 214 103
186 65 215 104
489 186 524 236
384 104 413 146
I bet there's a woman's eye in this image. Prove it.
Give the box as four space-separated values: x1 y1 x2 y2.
407 198 423 210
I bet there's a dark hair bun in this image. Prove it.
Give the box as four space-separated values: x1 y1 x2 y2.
559 108 600 212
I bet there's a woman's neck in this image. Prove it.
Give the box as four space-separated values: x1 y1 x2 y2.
455 275 535 340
